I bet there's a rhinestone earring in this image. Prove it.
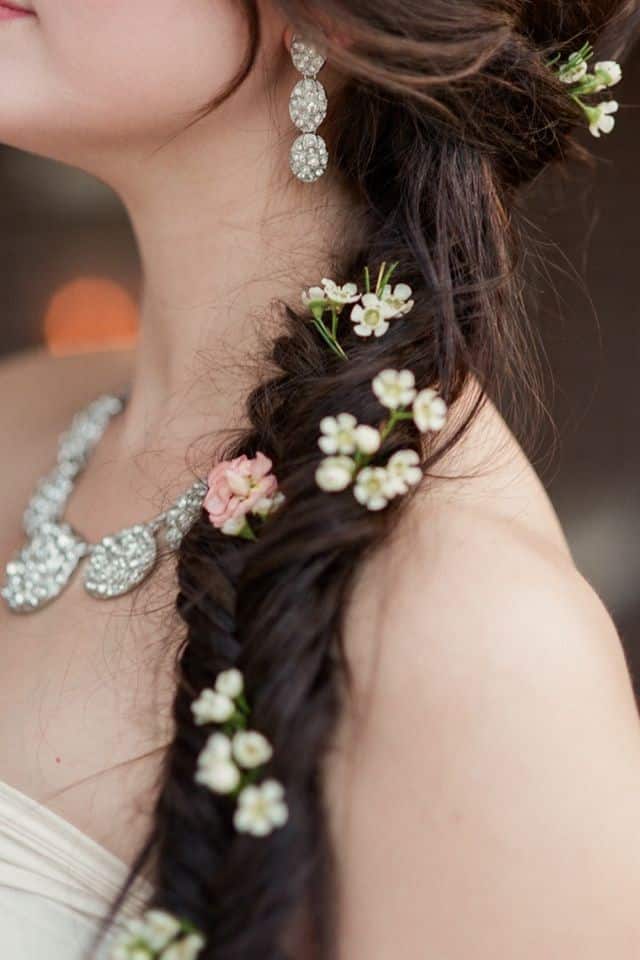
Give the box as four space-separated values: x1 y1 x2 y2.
289 36 328 183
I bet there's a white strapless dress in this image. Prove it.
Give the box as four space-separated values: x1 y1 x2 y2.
0 779 153 959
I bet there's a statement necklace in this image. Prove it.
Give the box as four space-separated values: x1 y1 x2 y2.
2 394 207 614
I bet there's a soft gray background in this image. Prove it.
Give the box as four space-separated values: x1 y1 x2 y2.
1 55 638 682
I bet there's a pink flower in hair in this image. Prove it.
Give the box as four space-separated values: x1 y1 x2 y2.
204 453 279 530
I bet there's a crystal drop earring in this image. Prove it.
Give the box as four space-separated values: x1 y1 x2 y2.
289 36 329 183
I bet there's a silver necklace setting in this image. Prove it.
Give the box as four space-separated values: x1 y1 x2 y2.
2 394 207 614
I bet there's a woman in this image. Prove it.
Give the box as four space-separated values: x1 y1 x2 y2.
0 0 639 957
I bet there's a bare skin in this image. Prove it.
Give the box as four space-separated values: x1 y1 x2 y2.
1 2 639 956
1 345 639 960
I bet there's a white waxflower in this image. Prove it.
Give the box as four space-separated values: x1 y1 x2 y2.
110 917 159 960
353 466 391 511
232 730 273 769
233 780 289 837
559 59 588 84
199 732 232 762
191 689 235 725
372 369 416 409
124 949 149 960
385 450 423 496
315 455 355 492
354 424 381 455
195 756 241 794
221 516 248 536
109 930 137 960
161 933 206 960
110 947 128 960
318 413 359 455
144 911 182 951
319 415 381 457
587 99 619 138
251 491 285 518
412 388 448 433
301 284 327 309
215 668 244 699
350 293 394 338
302 279 359 313
195 735 240 795
594 60 622 89
320 278 360 307
380 282 415 317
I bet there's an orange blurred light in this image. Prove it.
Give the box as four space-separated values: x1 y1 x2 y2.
44 277 139 356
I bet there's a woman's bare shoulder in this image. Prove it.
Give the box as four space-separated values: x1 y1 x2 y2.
343 386 625 706
329 391 640 958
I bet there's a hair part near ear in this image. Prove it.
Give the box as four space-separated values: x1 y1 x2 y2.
103 1 637 958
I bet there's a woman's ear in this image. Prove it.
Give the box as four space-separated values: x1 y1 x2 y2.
283 24 295 54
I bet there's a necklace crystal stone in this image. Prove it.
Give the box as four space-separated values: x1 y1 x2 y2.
2 394 207 613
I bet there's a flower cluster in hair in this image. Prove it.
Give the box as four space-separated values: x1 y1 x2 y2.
192 669 289 837
301 261 415 359
204 453 284 540
110 909 205 960
303 263 447 509
551 43 622 138
316 369 447 510
202 264 445 535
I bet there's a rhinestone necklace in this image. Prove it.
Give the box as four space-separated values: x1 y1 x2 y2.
2 394 207 614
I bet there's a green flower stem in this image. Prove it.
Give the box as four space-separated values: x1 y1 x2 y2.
312 315 348 361
379 407 414 444
130 940 154 957
230 779 246 800
352 406 416 475
569 75 601 97
375 261 387 296
550 41 592 75
570 92 587 112
573 41 593 62
570 92 604 130
236 694 251 716
330 305 338 338
378 260 399 295
223 712 247 736
239 521 258 542
364 265 371 294
230 765 262 799
223 695 251 735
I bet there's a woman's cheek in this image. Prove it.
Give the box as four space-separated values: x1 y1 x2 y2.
0 0 256 166
37 0 246 127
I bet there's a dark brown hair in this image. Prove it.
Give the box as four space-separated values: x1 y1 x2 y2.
109 1 637 957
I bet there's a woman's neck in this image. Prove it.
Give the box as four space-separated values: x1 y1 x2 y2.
107 121 354 463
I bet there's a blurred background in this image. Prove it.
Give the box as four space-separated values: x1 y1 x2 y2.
0 56 638 683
